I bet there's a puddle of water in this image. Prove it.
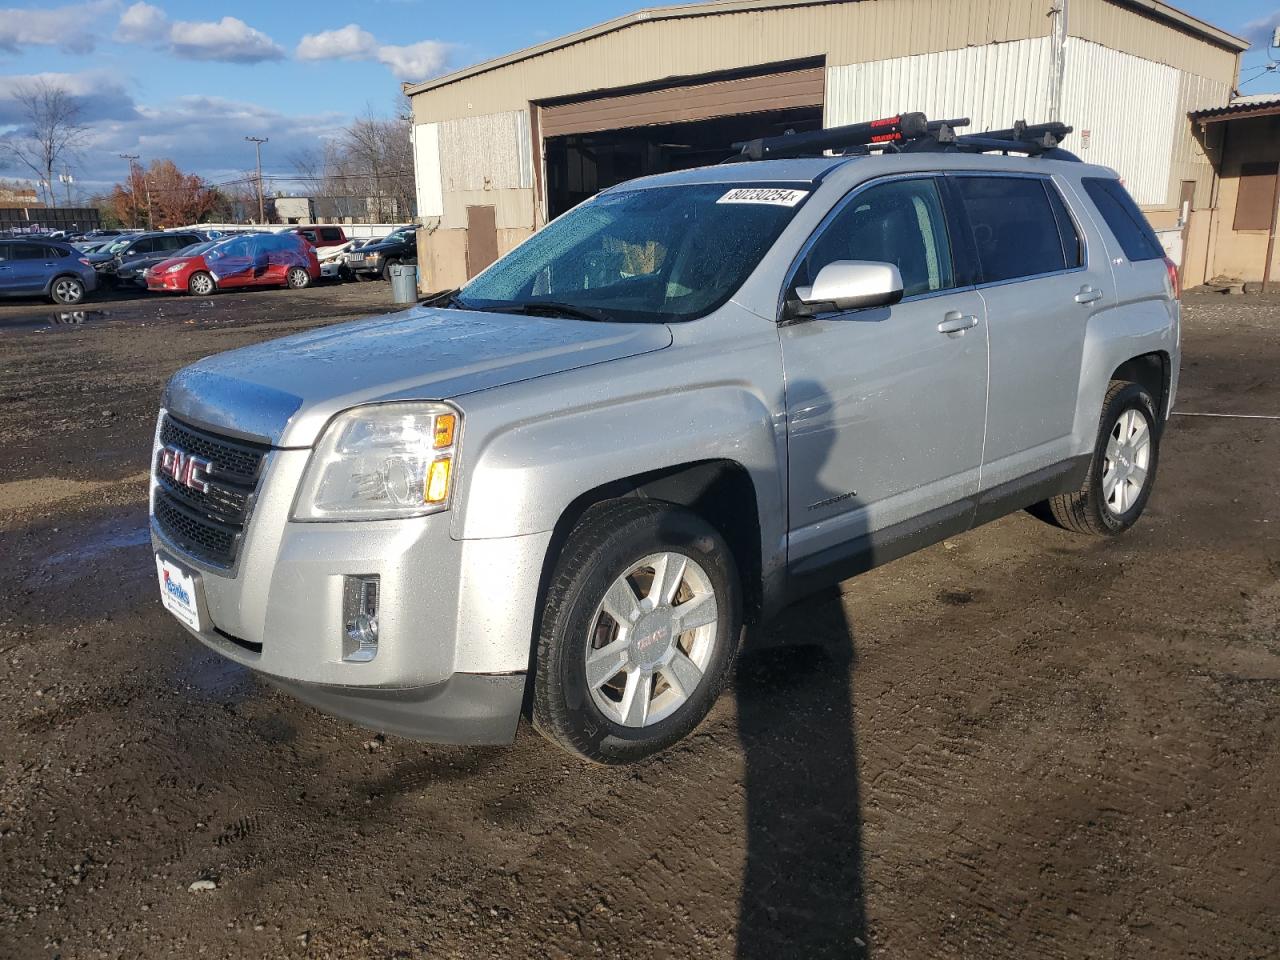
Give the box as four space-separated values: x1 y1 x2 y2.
24 517 151 588
0 309 110 331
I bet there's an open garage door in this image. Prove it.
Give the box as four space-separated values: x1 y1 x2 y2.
539 63 824 218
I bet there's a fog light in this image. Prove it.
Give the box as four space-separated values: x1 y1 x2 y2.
342 575 379 662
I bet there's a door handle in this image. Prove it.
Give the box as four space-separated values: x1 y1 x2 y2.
1075 286 1103 304
938 311 979 335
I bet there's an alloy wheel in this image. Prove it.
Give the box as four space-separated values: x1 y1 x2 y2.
53 278 83 304
1102 408 1152 515
585 551 719 728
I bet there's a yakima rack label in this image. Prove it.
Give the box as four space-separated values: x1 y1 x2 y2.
717 188 809 207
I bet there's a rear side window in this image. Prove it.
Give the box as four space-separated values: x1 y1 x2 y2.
320 228 342 243
13 244 54 260
798 177 956 299
952 176 1067 282
1081 177 1164 262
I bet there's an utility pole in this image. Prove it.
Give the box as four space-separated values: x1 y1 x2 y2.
245 136 268 223
58 168 74 206
119 154 141 228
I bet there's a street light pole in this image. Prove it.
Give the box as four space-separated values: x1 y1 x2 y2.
245 136 269 223
119 154 141 228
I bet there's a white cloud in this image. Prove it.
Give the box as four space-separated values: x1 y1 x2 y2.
297 24 450 81
114 1 168 44
113 3 285 63
376 40 450 81
0 0 114 54
296 24 378 61
1242 10 1280 47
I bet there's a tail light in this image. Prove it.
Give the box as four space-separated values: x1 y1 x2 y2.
1163 256 1180 300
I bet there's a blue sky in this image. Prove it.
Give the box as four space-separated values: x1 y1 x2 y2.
0 0 1277 198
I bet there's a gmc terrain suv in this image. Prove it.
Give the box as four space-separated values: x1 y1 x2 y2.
151 115 1179 763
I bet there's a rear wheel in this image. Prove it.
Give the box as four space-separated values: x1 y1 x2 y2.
1036 380 1160 536
533 499 741 764
49 276 85 305
187 271 215 296
286 266 311 289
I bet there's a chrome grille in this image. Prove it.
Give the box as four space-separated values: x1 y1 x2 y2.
153 415 269 568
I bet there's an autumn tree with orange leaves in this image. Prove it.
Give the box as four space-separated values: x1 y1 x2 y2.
108 159 226 228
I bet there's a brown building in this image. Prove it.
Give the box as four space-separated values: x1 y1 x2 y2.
1185 95 1280 289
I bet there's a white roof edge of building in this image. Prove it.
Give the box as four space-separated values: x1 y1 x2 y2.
402 0 1249 97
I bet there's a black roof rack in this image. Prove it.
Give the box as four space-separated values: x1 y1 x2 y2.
727 113 1080 163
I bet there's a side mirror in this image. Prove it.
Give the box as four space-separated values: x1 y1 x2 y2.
791 260 904 318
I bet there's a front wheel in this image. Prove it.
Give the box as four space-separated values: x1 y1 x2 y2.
49 276 85 305
379 259 399 281
187 271 215 296
1036 380 1161 536
532 499 741 764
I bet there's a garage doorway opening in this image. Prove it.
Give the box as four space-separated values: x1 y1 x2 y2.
543 106 823 219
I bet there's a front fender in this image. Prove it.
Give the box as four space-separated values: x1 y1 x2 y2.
453 383 786 543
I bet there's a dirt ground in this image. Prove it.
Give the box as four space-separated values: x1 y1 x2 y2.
0 282 1276 960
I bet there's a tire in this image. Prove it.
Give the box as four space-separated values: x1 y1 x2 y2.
1037 379 1161 536
286 266 312 290
380 259 399 282
187 271 215 296
48 275 85 305
532 499 741 764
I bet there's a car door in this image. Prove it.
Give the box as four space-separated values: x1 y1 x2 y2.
780 175 989 577
208 238 254 286
8 243 59 294
947 174 1108 490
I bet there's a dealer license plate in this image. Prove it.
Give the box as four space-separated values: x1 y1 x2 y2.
156 554 204 632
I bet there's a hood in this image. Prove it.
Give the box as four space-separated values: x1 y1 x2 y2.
163 305 672 447
85 251 119 264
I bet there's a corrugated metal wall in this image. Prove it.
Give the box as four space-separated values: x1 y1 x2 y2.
412 0 1051 123
825 38 1055 135
437 110 533 193
1067 0 1239 86
1061 38 1177 207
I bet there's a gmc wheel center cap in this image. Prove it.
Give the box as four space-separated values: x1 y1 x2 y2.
631 612 675 669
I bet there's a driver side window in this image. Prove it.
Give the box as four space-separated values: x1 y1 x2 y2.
798 177 955 300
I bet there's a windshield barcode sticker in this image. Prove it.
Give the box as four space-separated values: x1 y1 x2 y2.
717 188 809 207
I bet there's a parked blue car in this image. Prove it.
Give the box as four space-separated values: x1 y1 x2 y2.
0 239 98 304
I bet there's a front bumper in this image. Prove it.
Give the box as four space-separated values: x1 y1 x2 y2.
265 673 525 744
150 442 550 743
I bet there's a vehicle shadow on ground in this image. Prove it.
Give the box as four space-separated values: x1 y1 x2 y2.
735 375 872 958
736 600 870 959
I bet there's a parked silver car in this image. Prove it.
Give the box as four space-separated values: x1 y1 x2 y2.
150 116 1179 763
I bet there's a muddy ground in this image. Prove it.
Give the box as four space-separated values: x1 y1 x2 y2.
0 282 1276 959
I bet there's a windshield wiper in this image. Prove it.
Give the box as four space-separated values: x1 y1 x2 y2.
422 288 469 309
496 300 613 323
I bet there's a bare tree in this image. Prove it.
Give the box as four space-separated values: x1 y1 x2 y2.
7 80 87 207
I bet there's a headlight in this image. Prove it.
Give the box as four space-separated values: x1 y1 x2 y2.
292 403 460 521
164 262 185 274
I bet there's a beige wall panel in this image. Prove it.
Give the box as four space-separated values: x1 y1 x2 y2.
1180 207 1212 288
441 188 535 232
1067 0 1238 84
412 0 1050 123
424 228 470 290
1203 115 1280 282
497 227 534 258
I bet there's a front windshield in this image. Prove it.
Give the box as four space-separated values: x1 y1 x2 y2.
456 183 809 323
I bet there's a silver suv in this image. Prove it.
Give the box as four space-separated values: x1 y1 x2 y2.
151 116 1179 763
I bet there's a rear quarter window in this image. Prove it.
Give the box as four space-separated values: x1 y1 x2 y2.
1081 178 1164 262
320 228 342 243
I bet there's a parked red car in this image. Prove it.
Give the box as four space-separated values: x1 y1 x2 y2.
146 233 320 295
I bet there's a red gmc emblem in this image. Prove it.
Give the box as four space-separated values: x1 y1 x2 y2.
160 444 212 494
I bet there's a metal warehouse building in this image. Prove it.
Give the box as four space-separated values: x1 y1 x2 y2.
405 0 1247 289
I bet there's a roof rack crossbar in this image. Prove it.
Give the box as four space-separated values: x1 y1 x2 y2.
727 113 1079 163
